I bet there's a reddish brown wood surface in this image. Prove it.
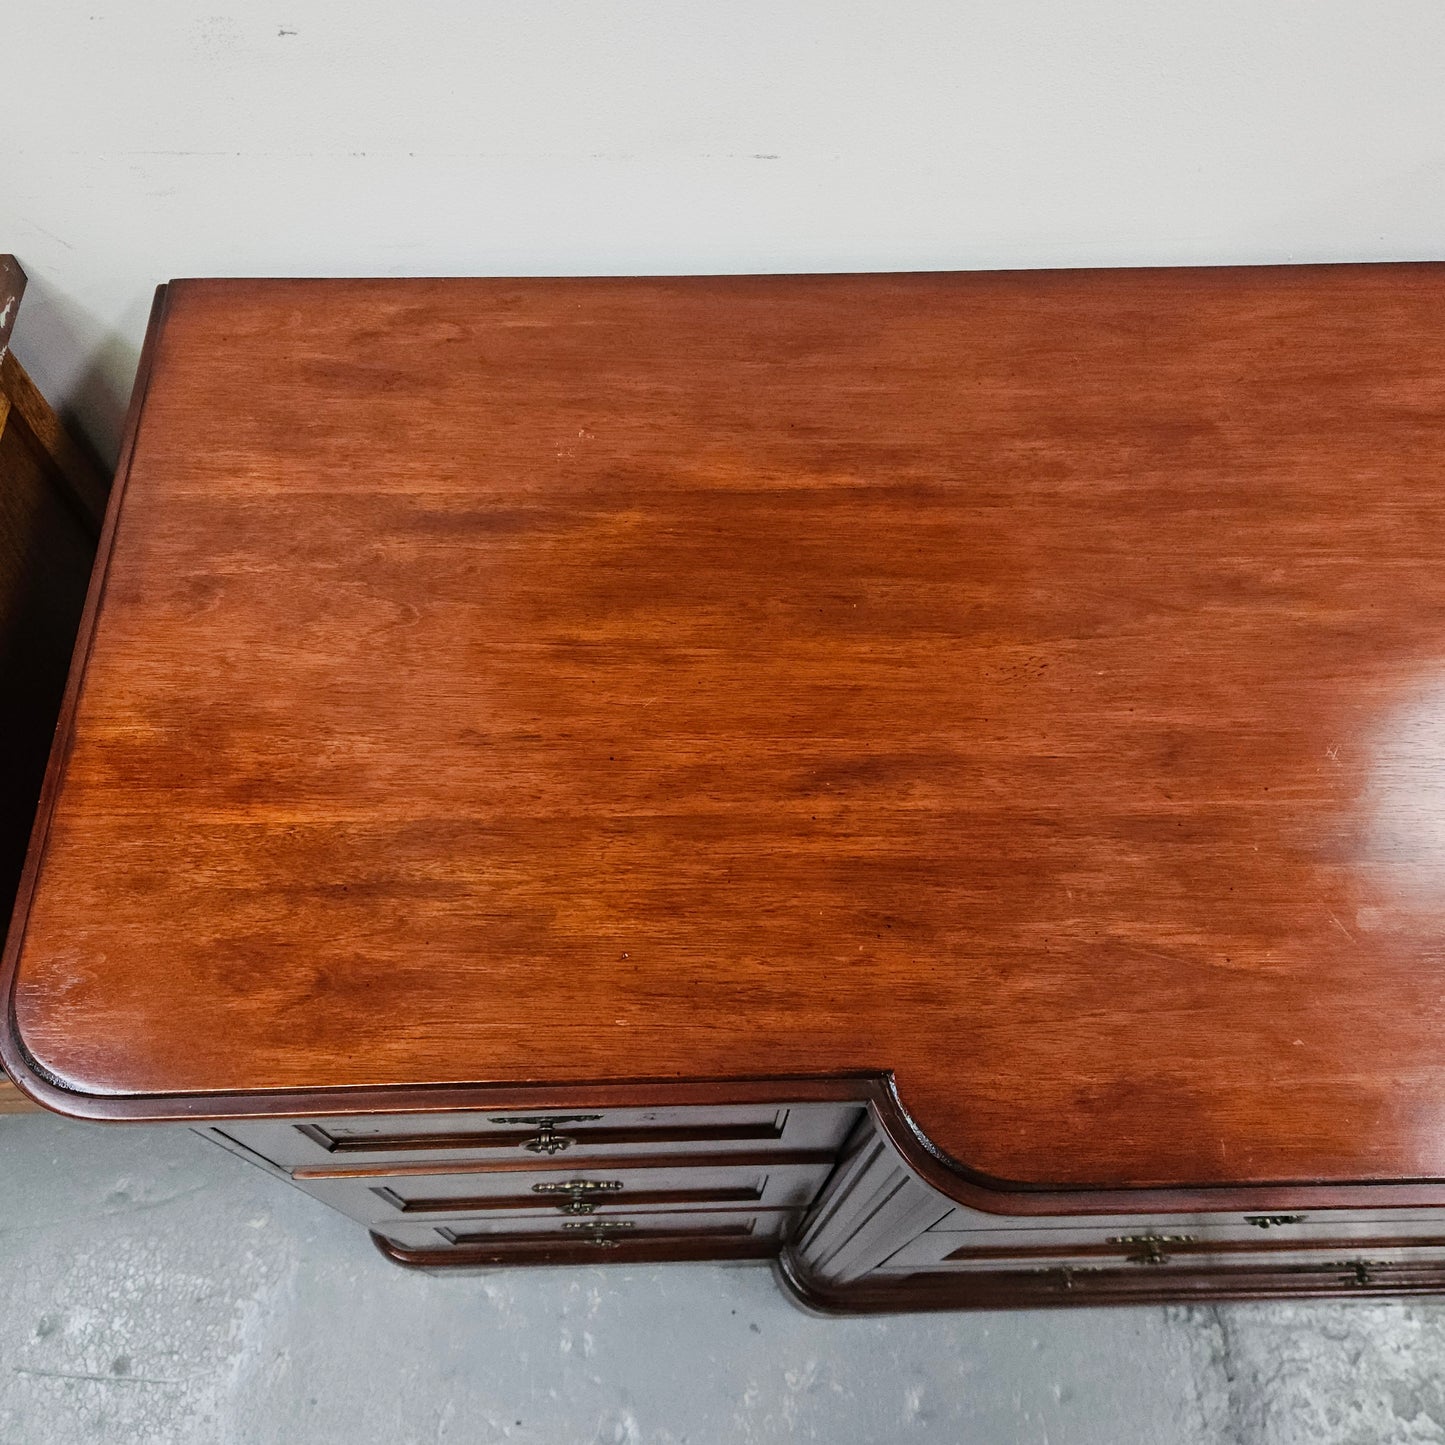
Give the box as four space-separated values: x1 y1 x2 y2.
7 267 1445 1194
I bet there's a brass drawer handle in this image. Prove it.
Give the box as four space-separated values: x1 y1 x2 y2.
561 1220 635 1249
1336 1258 1385 1287
1106 1233 1196 1266
532 1179 625 1216
487 1115 603 1155
1243 1214 1306 1229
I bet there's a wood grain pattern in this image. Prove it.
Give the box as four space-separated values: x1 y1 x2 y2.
7 267 1445 1197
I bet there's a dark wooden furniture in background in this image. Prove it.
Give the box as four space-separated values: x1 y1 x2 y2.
0 256 109 1117
6 266 1445 1306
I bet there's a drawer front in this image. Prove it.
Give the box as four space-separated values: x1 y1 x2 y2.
217 1103 859 1169
876 1228 1445 1275
297 1157 836 1226
926 1203 1445 1234
915 1215 1445 1252
376 1210 796 1254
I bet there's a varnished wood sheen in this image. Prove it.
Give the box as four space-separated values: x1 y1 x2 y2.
8 267 1445 1203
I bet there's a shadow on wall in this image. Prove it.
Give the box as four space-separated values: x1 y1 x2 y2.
8 268 148 471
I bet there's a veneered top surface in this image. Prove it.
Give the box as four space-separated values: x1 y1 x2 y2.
8 266 1445 1190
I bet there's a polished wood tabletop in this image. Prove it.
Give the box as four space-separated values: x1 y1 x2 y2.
7 265 1445 1192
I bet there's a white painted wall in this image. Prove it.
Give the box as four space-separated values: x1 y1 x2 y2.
6 1 1444 464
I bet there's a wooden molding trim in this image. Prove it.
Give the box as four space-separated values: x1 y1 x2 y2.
371 1228 779 1271
774 1250 1445 1314
14 1030 1445 1219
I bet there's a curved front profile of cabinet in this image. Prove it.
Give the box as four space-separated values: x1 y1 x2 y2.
9 266 1445 1312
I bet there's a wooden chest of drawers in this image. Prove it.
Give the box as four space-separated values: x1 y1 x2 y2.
210 1101 860 1269
8 266 1445 1310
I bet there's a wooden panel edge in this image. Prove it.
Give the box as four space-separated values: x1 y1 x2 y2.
13 1041 1445 1222
0 351 111 533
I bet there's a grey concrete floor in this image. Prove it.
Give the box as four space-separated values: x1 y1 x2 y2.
1 1114 1442 1444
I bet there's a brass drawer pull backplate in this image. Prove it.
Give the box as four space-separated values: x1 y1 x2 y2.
531 1179 626 1215
487 1115 603 1155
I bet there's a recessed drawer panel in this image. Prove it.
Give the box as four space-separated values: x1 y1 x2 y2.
375 1209 796 1254
875 1228 1445 1275
295 1156 836 1225
217 1103 860 1169
920 1216 1445 1251
926 1204 1445 1234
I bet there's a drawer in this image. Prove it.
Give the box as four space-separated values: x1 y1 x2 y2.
376 1210 796 1254
875 1227 1445 1275
216 1103 860 1169
917 1216 1445 1252
295 1155 837 1225
926 1203 1445 1234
